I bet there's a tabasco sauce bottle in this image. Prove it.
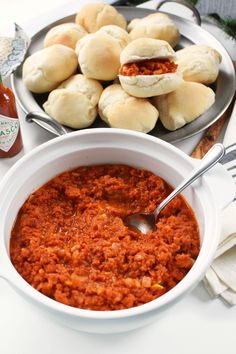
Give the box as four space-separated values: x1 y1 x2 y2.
0 76 23 157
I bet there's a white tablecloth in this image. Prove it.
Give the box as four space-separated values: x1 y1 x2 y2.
0 2 236 354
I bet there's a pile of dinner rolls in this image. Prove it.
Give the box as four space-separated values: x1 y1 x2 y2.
22 2 221 132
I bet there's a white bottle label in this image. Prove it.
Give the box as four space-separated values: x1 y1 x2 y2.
0 114 19 152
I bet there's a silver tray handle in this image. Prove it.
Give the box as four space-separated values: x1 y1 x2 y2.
156 0 201 26
26 112 68 136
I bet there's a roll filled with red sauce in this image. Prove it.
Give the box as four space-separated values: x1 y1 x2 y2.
119 38 183 98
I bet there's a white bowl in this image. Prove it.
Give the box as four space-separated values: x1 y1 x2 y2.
0 128 234 334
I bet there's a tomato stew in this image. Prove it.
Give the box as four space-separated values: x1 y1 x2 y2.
10 164 199 311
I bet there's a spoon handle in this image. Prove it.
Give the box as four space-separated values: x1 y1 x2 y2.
154 143 225 218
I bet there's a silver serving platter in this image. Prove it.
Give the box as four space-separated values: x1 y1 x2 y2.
11 6 236 142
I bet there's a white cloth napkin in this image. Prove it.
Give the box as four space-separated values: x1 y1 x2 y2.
203 101 236 305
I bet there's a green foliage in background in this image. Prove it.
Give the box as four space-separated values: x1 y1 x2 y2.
188 0 198 5
209 15 236 40
187 0 236 39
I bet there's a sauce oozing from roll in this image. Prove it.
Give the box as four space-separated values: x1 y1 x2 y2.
119 59 178 76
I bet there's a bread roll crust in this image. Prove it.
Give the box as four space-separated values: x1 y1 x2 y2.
98 84 158 133
58 74 103 106
176 45 222 84
43 89 97 129
120 38 176 65
43 74 103 129
127 18 141 32
98 25 130 49
22 44 78 93
75 3 127 33
129 13 180 47
44 23 88 49
76 32 122 81
152 81 215 131
119 72 183 98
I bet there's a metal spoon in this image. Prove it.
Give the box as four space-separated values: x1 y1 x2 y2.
125 143 225 234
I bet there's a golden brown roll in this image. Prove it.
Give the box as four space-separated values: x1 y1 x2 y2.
119 38 182 98
22 44 78 93
176 45 222 84
75 3 126 33
129 13 180 48
43 23 88 49
152 81 215 131
43 74 103 129
98 84 158 133
75 32 122 81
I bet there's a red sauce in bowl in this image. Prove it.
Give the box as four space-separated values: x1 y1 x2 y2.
10 164 199 311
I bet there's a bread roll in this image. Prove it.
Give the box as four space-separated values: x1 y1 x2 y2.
98 84 158 133
120 38 176 65
98 25 130 49
75 3 126 33
176 45 222 84
58 74 103 106
22 44 78 93
44 23 87 49
76 32 122 81
152 81 215 131
129 13 180 47
119 38 182 98
127 18 141 32
43 74 103 129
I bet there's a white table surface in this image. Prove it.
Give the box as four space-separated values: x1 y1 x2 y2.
0 1 236 353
